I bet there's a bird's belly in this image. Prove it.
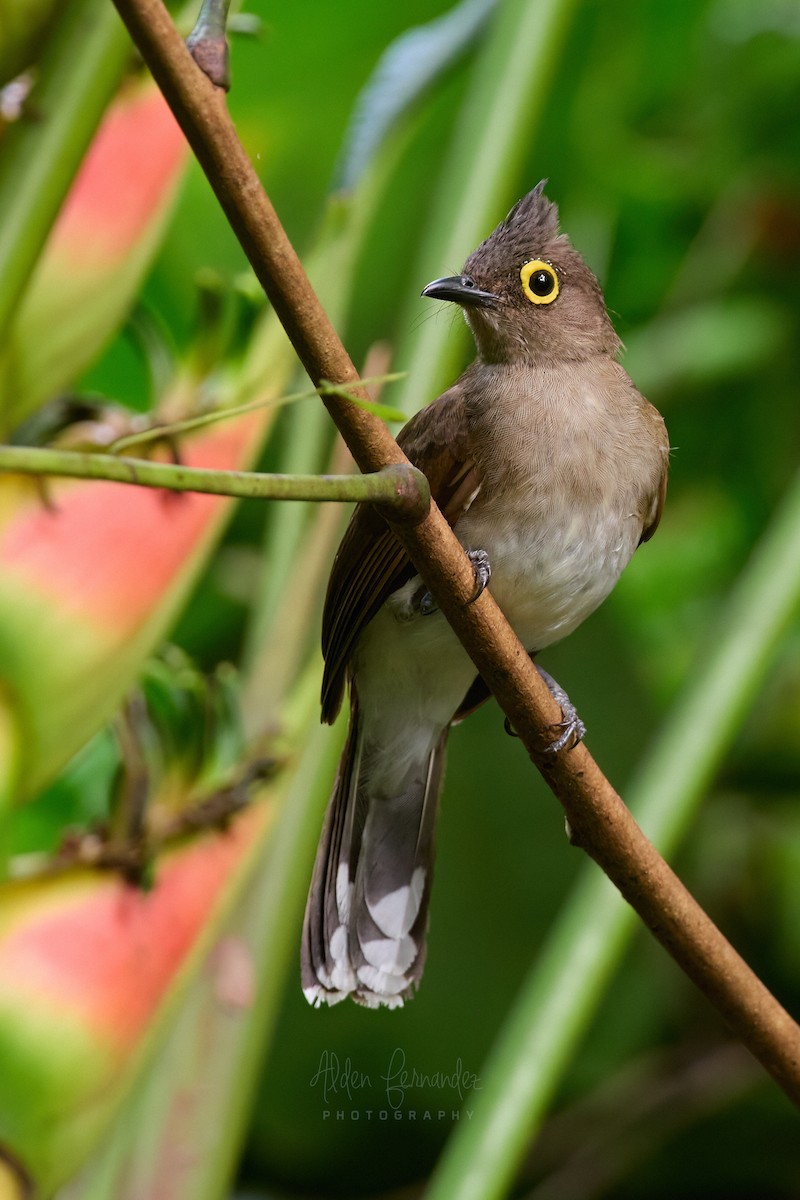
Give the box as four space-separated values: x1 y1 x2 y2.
457 503 640 652
353 499 640 783
353 601 477 792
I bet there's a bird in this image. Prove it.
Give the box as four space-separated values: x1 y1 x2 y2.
301 181 669 1009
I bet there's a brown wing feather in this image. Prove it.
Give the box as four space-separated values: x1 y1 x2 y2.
639 461 668 545
321 382 481 724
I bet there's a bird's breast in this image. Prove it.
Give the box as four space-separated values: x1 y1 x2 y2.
454 367 661 650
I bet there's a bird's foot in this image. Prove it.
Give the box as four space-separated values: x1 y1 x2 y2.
418 589 438 616
418 549 491 616
464 549 492 604
537 666 586 753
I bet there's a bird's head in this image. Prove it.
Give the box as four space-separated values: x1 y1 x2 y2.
422 182 621 366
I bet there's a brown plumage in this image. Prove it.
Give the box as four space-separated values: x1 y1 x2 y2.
302 182 669 1008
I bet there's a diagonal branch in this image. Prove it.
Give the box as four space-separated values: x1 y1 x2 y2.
109 0 800 1104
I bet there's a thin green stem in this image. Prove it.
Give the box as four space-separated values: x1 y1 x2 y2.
107 390 309 453
0 444 429 513
0 0 131 343
426 467 800 1200
109 373 406 454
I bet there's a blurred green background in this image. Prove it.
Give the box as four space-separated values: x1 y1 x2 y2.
8 0 800 1195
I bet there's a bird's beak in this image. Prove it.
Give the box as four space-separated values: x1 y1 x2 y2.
421 274 499 310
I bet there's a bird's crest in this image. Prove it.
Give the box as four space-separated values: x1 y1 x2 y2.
466 180 563 275
499 179 559 241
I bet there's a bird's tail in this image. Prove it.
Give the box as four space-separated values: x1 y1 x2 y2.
301 695 447 1008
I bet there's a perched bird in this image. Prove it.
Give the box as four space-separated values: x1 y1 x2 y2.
302 182 669 1009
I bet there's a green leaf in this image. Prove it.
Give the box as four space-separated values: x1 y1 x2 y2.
0 0 130 346
333 0 497 192
318 377 408 424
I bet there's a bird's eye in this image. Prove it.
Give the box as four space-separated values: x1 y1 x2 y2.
520 260 559 305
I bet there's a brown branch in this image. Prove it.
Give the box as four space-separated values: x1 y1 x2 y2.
109 0 800 1104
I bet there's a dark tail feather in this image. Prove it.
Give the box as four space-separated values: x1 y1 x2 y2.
301 696 362 1001
301 697 447 1009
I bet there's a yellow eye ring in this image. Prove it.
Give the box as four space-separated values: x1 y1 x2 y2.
520 260 559 304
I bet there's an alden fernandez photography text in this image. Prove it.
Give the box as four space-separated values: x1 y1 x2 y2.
309 1047 481 1122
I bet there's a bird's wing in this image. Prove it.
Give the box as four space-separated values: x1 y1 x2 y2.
639 460 668 544
320 383 481 723
638 406 670 545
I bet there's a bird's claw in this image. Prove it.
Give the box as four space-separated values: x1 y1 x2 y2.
465 549 491 605
418 589 438 617
537 666 586 754
544 712 587 755
418 548 492 616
